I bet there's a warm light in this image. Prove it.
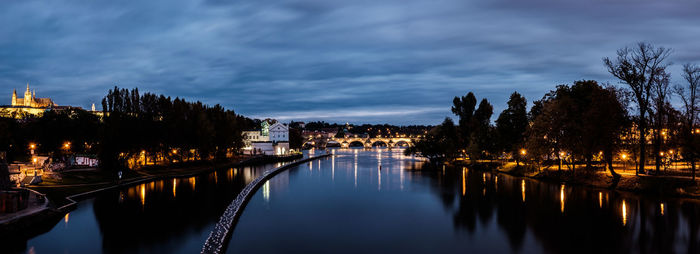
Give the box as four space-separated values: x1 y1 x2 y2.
520 149 527 156
560 184 565 213
598 192 603 208
140 185 146 206
63 142 71 149
660 152 664 156
172 179 177 197
32 157 37 163
29 143 36 149
559 151 565 157
521 180 526 202
621 200 627 226
621 153 628 160
660 203 665 216
64 213 69 224
172 149 177 154
462 168 466 196
669 150 674 155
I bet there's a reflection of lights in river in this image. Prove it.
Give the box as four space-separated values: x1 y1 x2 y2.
189 177 196 190
214 171 218 185
378 165 381 191
462 167 467 196
521 180 526 202
660 203 665 216
482 173 486 184
622 200 627 226
332 155 335 182
560 184 565 213
140 184 146 206
173 179 177 197
494 176 498 191
263 180 270 202
599 192 603 208
64 213 69 225
354 155 358 188
400 162 404 191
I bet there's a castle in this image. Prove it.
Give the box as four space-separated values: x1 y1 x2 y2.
11 84 55 108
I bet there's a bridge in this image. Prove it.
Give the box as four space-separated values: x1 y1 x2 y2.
303 135 423 149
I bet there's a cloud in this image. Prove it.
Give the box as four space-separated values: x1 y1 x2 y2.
2 0 700 124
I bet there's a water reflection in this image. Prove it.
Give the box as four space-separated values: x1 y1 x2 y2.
229 149 700 254
18 162 285 254
560 184 565 213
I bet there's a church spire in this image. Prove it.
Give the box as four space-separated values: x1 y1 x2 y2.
26 83 30 93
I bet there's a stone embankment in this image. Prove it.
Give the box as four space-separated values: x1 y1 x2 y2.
201 154 331 254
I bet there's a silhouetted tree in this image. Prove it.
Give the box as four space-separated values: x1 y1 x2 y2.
496 92 528 165
676 63 700 180
405 118 458 163
604 42 671 174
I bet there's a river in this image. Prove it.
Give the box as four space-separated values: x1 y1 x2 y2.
14 148 700 253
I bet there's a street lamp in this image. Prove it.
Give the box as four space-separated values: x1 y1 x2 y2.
520 149 527 156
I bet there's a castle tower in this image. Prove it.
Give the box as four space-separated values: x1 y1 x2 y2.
24 83 32 107
11 89 17 106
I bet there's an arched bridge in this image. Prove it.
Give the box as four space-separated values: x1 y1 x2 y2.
303 136 422 148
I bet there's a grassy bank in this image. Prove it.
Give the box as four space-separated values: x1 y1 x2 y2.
454 160 700 199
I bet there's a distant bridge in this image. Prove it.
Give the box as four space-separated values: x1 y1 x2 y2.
303 136 422 148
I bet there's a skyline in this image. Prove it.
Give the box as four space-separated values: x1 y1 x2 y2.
2 0 700 124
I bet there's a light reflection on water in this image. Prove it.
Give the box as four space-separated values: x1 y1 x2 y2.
14 148 700 254
17 162 284 254
229 148 700 254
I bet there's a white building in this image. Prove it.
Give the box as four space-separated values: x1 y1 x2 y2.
243 121 290 155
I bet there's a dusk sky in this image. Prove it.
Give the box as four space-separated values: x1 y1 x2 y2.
2 0 700 125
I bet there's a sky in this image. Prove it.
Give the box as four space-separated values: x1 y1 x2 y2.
2 0 700 125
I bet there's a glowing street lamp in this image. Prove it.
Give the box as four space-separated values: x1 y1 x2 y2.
520 149 527 156
63 142 71 150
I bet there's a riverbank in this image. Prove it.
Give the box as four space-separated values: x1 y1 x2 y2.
0 153 303 243
453 160 700 199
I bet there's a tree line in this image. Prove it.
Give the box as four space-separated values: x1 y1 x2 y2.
99 87 250 169
0 86 255 171
407 42 700 181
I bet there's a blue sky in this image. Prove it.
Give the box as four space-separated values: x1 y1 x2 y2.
2 0 700 124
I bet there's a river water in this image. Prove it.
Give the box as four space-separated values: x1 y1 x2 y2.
13 148 700 253
16 162 285 254
228 148 700 254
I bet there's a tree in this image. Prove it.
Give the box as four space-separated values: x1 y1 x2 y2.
404 118 458 163
452 92 477 151
527 81 628 179
604 42 671 175
496 92 528 166
650 69 671 174
468 99 494 160
676 63 700 180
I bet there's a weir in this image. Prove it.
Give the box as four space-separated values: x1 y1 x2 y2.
201 153 331 254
